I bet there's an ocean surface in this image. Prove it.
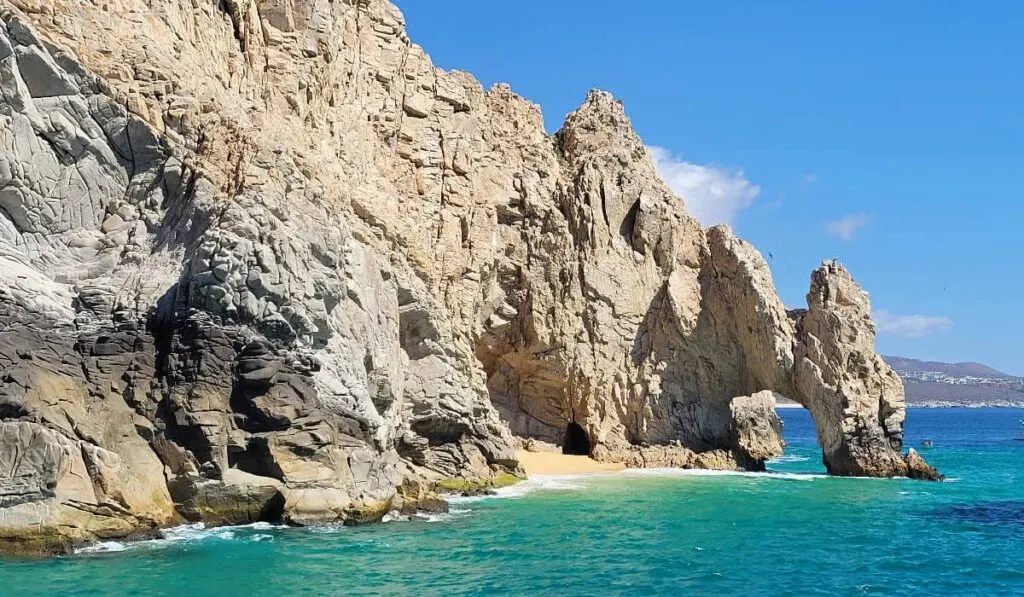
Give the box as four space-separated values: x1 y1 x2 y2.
3 408 1024 596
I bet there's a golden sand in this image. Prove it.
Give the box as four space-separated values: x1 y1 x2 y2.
515 450 626 475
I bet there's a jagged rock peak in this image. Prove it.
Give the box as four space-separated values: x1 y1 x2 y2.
807 259 870 312
560 90 632 145
793 260 937 478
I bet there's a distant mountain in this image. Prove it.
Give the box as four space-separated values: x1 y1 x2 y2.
882 356 1024 406
882 356 1011 379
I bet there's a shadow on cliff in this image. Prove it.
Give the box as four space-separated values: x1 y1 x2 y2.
628 282 748 454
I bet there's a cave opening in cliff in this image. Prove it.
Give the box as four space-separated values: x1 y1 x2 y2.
562 422 591 455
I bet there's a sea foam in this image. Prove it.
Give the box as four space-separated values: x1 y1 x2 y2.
620 468 822 481
73 522 289 554
446 474 589 504
75 541 129 554
769 454 811 464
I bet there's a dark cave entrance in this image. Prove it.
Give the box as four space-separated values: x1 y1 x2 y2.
562 422 591 455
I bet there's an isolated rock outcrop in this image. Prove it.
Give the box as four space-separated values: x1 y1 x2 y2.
729 391 785 470
0 0 936 552
792 261 942 480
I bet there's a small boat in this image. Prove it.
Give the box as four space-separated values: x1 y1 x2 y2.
921 439 934 449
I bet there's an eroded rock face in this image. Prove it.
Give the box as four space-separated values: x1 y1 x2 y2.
729 391 785 470
792 261 933 478
0 0 935 552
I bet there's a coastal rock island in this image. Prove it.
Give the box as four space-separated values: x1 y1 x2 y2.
0 0 938 553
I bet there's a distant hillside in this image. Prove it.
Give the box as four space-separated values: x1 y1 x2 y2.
882 356 1010 379
883 356 1024 406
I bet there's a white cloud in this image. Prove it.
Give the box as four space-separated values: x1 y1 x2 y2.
648 145 760 227
874 309 953 339
825 213 871 241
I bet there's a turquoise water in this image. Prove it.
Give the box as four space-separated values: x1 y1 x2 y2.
3 408 1024 596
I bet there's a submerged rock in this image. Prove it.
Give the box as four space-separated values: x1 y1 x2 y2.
904 449 944 481
394 481 448 515
0 0 936 553
935 501 1024 525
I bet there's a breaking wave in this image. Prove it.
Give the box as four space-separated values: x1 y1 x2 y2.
769 454 811 464
446 474 588 504
74 522 287 555
74 467 895 554
75 541 129 554
447 466 837 506
381 508 474 524
621 468 823 481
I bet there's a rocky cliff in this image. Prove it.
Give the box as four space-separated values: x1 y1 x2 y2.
0 0 938 554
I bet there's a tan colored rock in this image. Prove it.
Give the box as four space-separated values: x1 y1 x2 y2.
523 438 560 454
793 260 910 477
904 448 944 481
729 391 785 469
607 444 741 471
169 469 284 527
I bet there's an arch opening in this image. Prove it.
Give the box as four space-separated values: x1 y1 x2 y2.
773 400 824 473
562 422 591 455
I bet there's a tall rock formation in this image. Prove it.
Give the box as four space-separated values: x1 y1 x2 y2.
0 0 937 553
792 261 913 477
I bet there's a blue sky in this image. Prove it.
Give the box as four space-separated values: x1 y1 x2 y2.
400 1 1024 374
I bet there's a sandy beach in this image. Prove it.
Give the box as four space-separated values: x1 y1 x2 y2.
516 450 626 475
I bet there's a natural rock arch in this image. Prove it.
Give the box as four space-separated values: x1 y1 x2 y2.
477 214 939 479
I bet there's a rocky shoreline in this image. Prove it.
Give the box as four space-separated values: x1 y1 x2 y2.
0 0 938 555
9 454 942 557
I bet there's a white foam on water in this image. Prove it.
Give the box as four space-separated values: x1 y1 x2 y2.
758 471 822 481
159 523 237 543
159 521 288 542
244 521 288 531
381 511 410 523
75 541 128 554
621 468 823 481
157 522 207 542
71 464 908 555
74 521 290 554
446 474 589 504
73 523 213 554
447 468 840 503
415 512 454 523
768 454 811 464
414 507 474 523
